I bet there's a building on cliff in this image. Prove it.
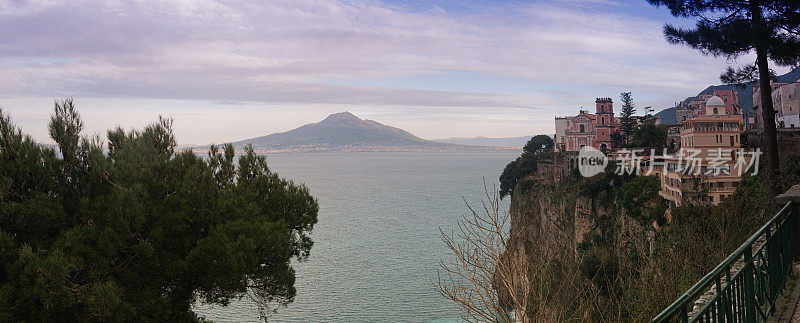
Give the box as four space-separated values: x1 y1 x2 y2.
675 90 741 124
668 90 742 151
659 96 745 205
554 98 619 152
753 81 800 130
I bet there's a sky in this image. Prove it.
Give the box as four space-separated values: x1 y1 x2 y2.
0 0 784 145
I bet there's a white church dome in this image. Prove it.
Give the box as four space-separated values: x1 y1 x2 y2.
706 95 725 107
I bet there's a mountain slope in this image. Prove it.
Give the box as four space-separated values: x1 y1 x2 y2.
232 112 517 153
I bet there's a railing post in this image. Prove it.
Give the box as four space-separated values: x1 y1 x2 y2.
776 185 800 253
744 245 756 323
791 204 797 264
793 202 799 257
716 275 724 322
766 223 777 311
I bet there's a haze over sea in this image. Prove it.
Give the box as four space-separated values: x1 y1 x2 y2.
194 152 517 322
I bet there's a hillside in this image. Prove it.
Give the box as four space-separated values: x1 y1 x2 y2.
431 136 534 148
655 66 800 125
232 112 517 153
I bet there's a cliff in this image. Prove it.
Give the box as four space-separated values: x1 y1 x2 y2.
499 152 778 320
507 153 657 263
499 153 669 320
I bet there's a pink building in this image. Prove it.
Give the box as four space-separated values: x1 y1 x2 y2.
557 98 617 152
659 96 744 206
715 89 740 115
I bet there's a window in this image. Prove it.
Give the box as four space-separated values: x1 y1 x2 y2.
713 107 718 114
580 124 585 132
601 117 605 125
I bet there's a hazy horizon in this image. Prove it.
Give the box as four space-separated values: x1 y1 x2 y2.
1 0 790 145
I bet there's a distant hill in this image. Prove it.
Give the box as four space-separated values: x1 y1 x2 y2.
432 136 534 148
231 112 518 153
655 66 800 125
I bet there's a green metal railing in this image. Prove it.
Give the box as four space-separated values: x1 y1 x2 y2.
652 200 797 322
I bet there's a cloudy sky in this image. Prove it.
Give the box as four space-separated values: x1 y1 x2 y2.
0 0 777 145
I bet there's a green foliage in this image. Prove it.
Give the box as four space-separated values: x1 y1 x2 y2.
619 92 636 142
610 131 625 148
719 64 778 86
515 151 789 321
577 161 630 207
632 120 668 150
578 171 614 206
626 174 774 320
0 101 318 321
569 172 774 320
499 155 537 199
648 0 800 66
499 135 553 199
516 178 536 196
617 176 661 226
579 245 618 295
522 135 554 155
780 152 800 189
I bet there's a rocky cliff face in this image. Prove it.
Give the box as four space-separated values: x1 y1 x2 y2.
507 153 654 263
499 153 660 318
498 148 784 320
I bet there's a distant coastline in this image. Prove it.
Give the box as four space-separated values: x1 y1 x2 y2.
193 144 520 154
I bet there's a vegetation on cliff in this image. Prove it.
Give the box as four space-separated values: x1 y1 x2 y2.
0 100 318 321
498 152 786 321
499 135 553 199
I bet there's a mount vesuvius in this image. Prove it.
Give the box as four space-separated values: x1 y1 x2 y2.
230 112 518 153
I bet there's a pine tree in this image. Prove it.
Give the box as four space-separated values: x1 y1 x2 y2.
522 135 554 156
619 92 637 144
648 0 800 194
0 101 318 321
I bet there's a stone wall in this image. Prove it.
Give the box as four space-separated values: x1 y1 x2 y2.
743 129 800 157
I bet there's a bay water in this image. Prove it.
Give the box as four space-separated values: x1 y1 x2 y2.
193 152 517 322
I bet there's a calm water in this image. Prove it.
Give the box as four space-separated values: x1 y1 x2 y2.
194 152 517 322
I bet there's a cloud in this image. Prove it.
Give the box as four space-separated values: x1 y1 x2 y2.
0 0 753 107
1 0 773 144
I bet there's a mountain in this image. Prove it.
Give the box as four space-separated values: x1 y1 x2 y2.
655 66 800 125
432 136 534 148
231 112 518 153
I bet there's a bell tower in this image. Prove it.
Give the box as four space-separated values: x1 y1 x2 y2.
595 97 614 150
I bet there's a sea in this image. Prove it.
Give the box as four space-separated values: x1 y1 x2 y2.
193 152 518 322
